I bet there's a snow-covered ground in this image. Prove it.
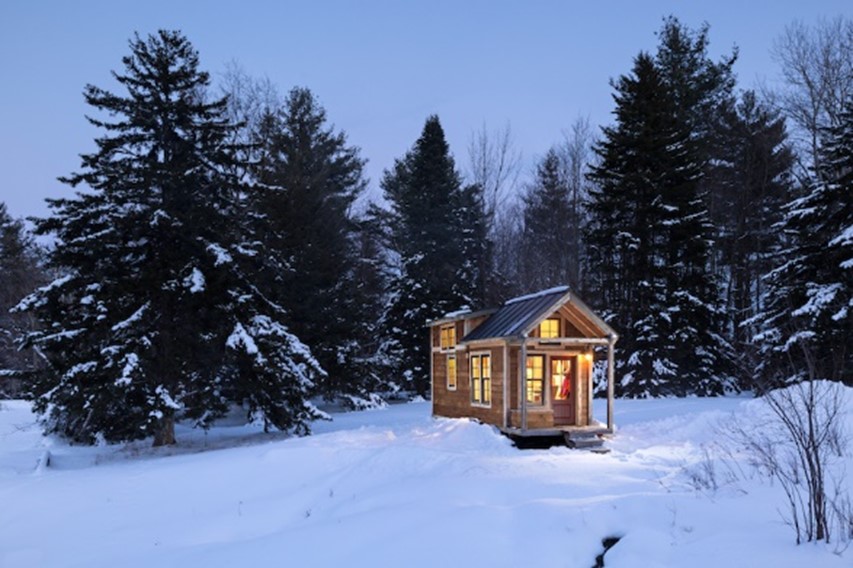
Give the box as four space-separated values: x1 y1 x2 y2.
0 394 849 567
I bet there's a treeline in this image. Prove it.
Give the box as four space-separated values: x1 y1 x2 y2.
0 16 850 444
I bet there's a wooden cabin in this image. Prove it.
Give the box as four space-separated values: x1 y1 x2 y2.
428 286 618 442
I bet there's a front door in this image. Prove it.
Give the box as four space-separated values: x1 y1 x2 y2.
551 357 575 426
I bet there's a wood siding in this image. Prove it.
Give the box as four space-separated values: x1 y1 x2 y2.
432 344 504 426
430 302 607 431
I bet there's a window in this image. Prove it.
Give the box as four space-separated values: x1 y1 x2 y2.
447 354 457 390
539 318 560 339
440 325 456 350
525 355 545 405
470 353 491 405
551 358 572 401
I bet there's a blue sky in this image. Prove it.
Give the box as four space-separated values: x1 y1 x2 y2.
1 1 849 219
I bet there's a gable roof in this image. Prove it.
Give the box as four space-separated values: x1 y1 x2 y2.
461 285 617 342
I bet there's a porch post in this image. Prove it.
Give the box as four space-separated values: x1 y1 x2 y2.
502 342 509 429
607 335 615 432
520 337 528 432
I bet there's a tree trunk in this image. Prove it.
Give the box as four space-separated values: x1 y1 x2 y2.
153 415 176 447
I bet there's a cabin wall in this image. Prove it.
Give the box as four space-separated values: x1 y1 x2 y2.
432 342 504 427
430 304 603 430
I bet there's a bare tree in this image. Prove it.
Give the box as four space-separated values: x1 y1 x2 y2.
489 200 525 298
725 351 851 545
218 61 282 177
770 16 853 176
467 122 522 237
466 122 523 303
558 116 596 291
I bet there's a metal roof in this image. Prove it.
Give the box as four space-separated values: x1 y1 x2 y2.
462 287 570 342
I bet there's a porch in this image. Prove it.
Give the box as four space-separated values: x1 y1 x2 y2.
500 423 611 450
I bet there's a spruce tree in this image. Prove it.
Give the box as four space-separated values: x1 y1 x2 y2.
248 88 372 402
654 16 737 147
754 100 853 386
587 53 732 397
0 203 45 393
520 148 574 291
708 92 794 376
17 31 322 446
380 116 480 395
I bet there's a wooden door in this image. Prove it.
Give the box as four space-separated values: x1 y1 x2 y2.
551 357 575 425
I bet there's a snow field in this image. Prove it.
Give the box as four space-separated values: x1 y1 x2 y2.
0 396 849 567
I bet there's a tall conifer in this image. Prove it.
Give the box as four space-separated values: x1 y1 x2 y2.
520 148 574 291
587 51 733 396
380 116 480 395
249 88 371 401
18 31 322 445
754 101 853 386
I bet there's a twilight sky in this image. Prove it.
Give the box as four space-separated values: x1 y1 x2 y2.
1 0 849 220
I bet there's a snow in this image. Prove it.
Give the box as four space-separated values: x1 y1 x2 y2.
206 243 233 266
111 302 149 332
792 282 842 318
13 274 73 311
225 322 258 355
504 285 569 305
183 268 206 293
115 353 138 387
0 395 849 567
441 308 471 319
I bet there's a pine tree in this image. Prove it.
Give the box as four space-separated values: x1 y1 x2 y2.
0 203 45 393
248 87 372 402
17 31 322 446
708 92 794 376
754 100 853 386
380 116 480 395
587 52 732 397
519 148 574 291
654 16 737 149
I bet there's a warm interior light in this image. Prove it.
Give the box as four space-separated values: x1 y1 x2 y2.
584 353 594 362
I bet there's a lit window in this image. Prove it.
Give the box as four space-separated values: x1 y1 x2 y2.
470 353 491 405
447 355 457 390
526 355 544 405
552 358 572 401
539 318 560 338
440 325 456 350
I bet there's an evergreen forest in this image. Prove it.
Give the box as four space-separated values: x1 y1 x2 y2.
1 17 850 444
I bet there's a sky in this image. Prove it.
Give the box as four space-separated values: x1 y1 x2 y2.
1 1 850 220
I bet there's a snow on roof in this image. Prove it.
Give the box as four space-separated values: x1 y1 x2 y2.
504 285 569 306
442 308 471 319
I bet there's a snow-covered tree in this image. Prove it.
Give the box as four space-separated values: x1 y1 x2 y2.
17 30 322 446
247 87 376 402
519 148 574 291
587 52 733 397
380 116 482 395
0 202 45 393
707 92 794 376
753 100 853 386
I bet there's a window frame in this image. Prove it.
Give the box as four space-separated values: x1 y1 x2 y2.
439 324 456 351
539 318 561 339
470 351 492 407
525 354 546 406
446 354 457 391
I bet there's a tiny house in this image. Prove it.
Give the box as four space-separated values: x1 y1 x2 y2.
428 286 618 441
